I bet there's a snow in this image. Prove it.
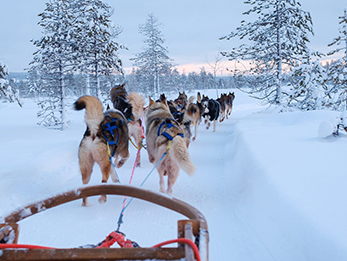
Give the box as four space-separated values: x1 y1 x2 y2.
1 89 347 260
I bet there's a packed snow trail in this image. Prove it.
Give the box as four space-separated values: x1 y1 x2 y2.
12 91 269 260
3 90 347 260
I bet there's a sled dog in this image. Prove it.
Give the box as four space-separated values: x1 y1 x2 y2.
145 96 196 195
187 92 204 141
201 94 221 132
110 83 145 167
167 92 202 144
218 92 235 122
74 95 129 206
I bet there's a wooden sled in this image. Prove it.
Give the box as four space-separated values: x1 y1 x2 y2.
0 185 209 261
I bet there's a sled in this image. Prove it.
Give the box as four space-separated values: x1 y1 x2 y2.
0 185 208 261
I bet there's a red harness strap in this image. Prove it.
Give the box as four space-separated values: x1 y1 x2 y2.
96 231 134 248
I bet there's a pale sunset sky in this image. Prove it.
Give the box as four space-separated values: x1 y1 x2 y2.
0 0 345 75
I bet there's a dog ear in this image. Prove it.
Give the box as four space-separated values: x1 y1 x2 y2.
149 96 155 105
160 96 168 107
160 93 166 102
197 92 201 102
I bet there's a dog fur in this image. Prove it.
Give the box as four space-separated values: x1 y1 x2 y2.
110 83 145 167
74 95 129 206
164 94 193 147
145 96 196 195
226 92 235 117
188 92 204 141
217 92 235 122
201 94 221 132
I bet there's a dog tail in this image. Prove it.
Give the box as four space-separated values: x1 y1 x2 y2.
188 96 196 106
74 95 104 136
169 136 196 176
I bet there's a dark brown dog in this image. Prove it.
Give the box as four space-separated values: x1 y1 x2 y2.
110 83 145 167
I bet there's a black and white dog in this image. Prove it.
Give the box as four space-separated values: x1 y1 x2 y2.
201 94 221 132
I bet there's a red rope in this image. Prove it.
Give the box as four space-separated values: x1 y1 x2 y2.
0 244 55 249
0 238 201 261
152 238 201 261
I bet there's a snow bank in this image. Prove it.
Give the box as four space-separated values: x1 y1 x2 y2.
229 108 347 260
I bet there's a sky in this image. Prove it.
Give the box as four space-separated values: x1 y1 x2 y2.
2 89 347 260
0 0 345 75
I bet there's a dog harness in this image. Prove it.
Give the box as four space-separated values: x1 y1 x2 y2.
157 120 184 141
102 118 120 157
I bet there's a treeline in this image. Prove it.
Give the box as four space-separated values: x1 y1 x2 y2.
7 68 235 99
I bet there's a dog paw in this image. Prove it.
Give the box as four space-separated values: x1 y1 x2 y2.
192 137 196 141
98 195 107 204
149 156 155 163
136 162 141 167
116 160 125 168
82 198 92 207
111 176 119 183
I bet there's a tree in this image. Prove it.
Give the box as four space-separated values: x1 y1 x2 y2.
73 0 125 98
30 0 125 129
220 0 314 105
30 0 77 129
0 64 22 106
131 13 174 99
285 55 327 110
325 8 347 111
206 51 225 96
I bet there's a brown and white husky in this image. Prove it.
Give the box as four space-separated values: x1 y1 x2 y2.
74 95 129 206
145 96 196 195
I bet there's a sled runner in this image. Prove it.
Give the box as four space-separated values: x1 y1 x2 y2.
0 185 208 261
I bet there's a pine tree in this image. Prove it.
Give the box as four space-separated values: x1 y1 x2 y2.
30 0 76 129
286 55 327 110
29 0 125 129
326 8 347 111
0 64 22 106
131 13 174 99
220 0 313 105
73 0 125 98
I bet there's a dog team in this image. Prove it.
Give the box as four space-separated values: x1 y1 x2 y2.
74 83 235 205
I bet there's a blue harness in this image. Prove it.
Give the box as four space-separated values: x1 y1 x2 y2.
102 119 119 157
157 120 184 140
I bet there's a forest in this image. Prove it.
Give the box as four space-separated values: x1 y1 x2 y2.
0 0 346 130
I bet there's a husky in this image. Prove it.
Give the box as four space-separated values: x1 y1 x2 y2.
218 92 235 122
110 83 145 167
217 96 226 122
145 96 196 195
187 92 204 141
226 92 235 117
74 95 129 206
167 92 203 144
201 94 221 132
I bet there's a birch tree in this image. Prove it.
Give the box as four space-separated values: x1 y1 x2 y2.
220 0 314 105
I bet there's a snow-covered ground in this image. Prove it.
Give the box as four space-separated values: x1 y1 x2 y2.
1 89 347 260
